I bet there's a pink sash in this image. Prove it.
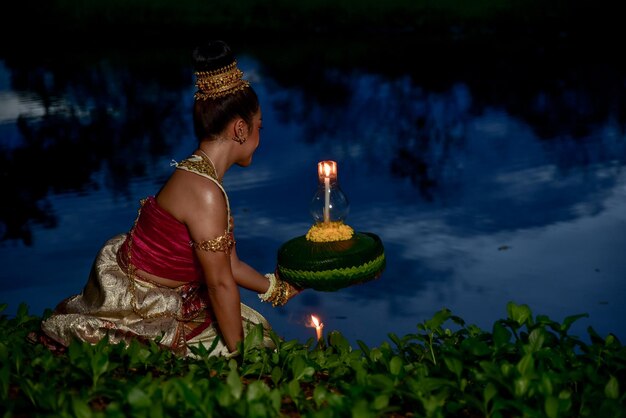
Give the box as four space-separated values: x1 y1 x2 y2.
118 196 203 282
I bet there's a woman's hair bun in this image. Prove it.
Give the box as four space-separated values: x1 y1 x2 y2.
192 40 235 72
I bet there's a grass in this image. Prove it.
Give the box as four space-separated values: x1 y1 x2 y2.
2 301 625 417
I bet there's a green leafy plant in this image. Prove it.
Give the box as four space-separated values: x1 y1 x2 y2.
1 301 624 417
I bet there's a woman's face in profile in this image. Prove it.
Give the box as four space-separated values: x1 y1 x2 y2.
236 108 262 167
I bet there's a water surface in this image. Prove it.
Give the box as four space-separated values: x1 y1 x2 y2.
0 41 624 347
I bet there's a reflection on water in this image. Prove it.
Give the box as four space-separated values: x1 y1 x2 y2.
0 41 625 348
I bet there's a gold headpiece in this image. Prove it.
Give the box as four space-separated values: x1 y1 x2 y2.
194 61 250 100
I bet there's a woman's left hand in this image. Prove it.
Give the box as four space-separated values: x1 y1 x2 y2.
275 268 302 303
284 281 302 302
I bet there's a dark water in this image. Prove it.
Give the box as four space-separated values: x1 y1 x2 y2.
1 39 625 348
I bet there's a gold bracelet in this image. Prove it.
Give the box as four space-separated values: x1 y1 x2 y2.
259 273 289 307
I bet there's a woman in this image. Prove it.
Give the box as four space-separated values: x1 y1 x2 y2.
38 40 299 358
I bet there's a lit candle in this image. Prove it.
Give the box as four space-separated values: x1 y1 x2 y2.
310 314 324 341
324 176 330 222
317 161 337 223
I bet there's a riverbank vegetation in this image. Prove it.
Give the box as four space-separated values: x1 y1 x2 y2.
2 302 624 417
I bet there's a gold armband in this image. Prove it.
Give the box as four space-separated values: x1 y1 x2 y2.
190 231 235 253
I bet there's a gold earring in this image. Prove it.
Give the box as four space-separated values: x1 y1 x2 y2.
233 135 247 144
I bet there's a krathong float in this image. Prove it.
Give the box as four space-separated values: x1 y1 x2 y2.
277 161 385 291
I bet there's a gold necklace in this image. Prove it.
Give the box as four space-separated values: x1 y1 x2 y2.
197 149 221 183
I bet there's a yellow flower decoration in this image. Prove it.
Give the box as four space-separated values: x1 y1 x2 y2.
306 221 354 242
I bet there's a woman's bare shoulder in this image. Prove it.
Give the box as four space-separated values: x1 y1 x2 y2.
156 169 227 225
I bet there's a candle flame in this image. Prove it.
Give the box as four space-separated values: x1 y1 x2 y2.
310 314 322 328
323 162 331 177
317 160 337 180
310 314 324 341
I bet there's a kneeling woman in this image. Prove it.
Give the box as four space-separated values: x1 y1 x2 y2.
39 40 299 358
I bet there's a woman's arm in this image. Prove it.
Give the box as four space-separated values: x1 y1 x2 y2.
226 215 270 293
229 245 271 293
180 176 245 353
229 233 301 303
197 250 243 353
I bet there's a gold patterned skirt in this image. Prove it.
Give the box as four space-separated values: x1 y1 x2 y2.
40 234 274 357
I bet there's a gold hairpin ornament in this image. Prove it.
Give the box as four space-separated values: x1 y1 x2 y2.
194 61 250 100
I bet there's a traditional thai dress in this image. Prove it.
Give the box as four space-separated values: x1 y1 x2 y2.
40 154 274 357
